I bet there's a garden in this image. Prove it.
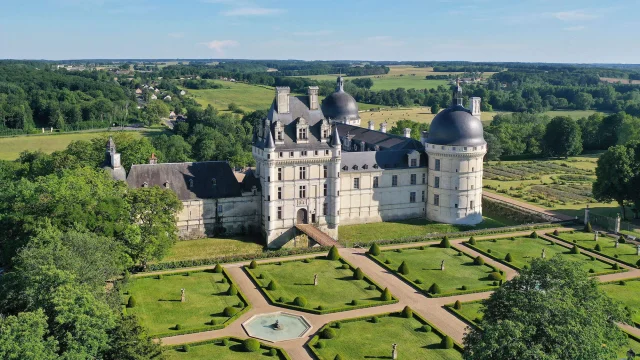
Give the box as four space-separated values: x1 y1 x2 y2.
368 241 500 297
548 230 640 268
600 278 640 326
122 268 249 336
245 249 396 313
465 234 622 276
309 307 462 360
446 300 485 328
164 337 290 360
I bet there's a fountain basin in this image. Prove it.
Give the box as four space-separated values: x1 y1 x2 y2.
242 312 312 342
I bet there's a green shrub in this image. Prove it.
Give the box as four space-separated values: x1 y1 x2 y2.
429 283 441 294
442 335 454 349
619 236 626 244
454 300 462 310
584 222 593 233
461 285 468 290
351 299 360 306
595 244 602 251
398 261 409 275
570 245 580 254
341 264 350 269
395 248 403 253
303 258 312 263
221 338 229 346
182 344 190 352
487 249 492 253
334 322 342 329
419 246 425 250
243 338 261 352
505 253 514 262
492 281 498 286
334 355 344 360
401 306 413 318
553 229 559 236
157 274 163 280
208 319 217 325
294 296 308 307
422 325 432 332
249 260 257 269
126 296 136 308
322 327 337 339
371 316 380 323
489 272 503 281
214 264 223 273
589 268 595 274
221 278 228 284
530 231 538 239
277 297 284 303
223 306 238 317
381 288 392 301
236 301 244 308
369 243 381 256
174 324 182 330
227 285 238 296
316 341 325 349
613 263 620 270
619 280 626 285
267 280 278 291
440 236 451 248
367 284 376 290
317 305 324 311
353 267 364 280
469 236 476 245
415 279 423 284
384 259 392 264
474 256 484 266
269 348 277 357
327 246 340 260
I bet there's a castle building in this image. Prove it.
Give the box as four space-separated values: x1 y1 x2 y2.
123 77 486 248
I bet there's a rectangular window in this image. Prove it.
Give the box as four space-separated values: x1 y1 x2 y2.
323 183 328 196
277 206 282 220
434 194 440 206
410 159 417 167
422 173 426 184
421 191 425 202
410 192 416 203
435 159 441 171
373 176 379 188
277 131 283 140
470 201 474 208
298 128 307 140
299 185 306 198
434 177 440 189
279 152 283 158
325 150 329 155
323 165 328 178
277 168 282 181
314 150 318 156
353 178 360 189
301 150 307 157
392 175 398 187
217 204 223 213
277 187 282 200
410 174 417 185
290 151 294 157
323 202 328 215
299 167 307 180
455 203 458 208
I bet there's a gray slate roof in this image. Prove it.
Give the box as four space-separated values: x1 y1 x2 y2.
340 149 426 172
336 124 423 151
426 105 486 146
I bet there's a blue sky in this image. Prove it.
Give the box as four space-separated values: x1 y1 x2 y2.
1 0 638 63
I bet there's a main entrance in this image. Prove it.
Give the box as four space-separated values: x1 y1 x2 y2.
296 208 308 224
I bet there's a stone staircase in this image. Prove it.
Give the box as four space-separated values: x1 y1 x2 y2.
295 224 342 248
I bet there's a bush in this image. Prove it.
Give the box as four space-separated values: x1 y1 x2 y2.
354 267 364 280
441 335 454 349
454 300 462 310
316 341 325 349
619 280 626 285
505 253 514 262
221 278 228 284
398 261 409 275
489 272 503 281
351 299 360 306
157 274 163 280
419 246 425 250
334 322 342 329
371 316 380 323
381 288 392 301
223 306 238 317
369 243 381 256
553 229 559 236
422 325 432 332
367 284 376 290
395 249 403 253
589 268 595 274
401 306 413 318
174 324 182 330
236 301 244 308
221 338 229 346
182 344 190 352
267 280 278 291
317 305 324 311
227 285 238 296
249 260 257 269
127 296 136 308
440 236 451 248
269 348 277 357
303 258 312 263
595 244 602 251
214 264 223 273
208 319 218 325
584 222 593 233
570 245 580 254
415 279 423 284
277 297 284 303
334 354 344 360
428 283 441 294
469 236 476 245
384 259 392 264
341 264 350 269
461 285 468 290
322 327 337 339
530 232 538 239
327 246 340 260
474 256 485 265
613 263 620 270
619 236 626 244
294 296 308 307
243 338 261 352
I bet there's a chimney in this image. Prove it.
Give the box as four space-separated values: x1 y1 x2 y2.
368 120 375 130
275 87 290 114
403 128 411 138
420 131 429 146
380 122 387 133
469 97 482 121
149 153 157 165
308 86 319 110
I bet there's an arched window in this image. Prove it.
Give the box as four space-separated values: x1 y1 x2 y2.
163 181 170 189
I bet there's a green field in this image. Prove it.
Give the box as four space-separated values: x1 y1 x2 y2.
165 339 286 360
470 237 618 275
123 271 246 336
248 257 390 311
338 216 513 245
186 82 275 113
552 231 640 267
312 313 462 360
373 246 499 296
159 237 264 263
0 130 160 161
600 279 640 325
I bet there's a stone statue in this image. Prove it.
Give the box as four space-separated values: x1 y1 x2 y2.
627 348 636 360
637 244 640 256
615 239 619 248
441 260 445 271
181 288 185 303
392 343 398 360
314 274 318 286
594 232 598 241
541 248 546 259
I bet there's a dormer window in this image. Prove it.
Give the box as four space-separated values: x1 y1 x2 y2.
353 165 358 170
188 179 194 189
320 119 330 142
164 181 170 189
274 121 284 144
296 117 309 143
373 164 379 169
363 164 368 169
342 165 348 171
298 128 307 139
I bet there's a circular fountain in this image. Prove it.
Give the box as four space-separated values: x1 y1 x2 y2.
242 312 312 343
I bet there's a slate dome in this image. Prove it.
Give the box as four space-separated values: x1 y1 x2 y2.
427 105 485 146
321 76 359 121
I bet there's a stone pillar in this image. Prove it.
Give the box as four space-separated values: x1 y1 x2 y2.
584 205 590 225
368 120 374 130
615 213 621 234
403 128 411 138
380 122 387 133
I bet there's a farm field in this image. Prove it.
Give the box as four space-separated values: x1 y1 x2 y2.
551 231 640 267
0 129 161 161
372 246 499 296
312 312 462 360
123 271 246 336
158 237 264 263
164 339 286 360
338 216 514 245
248 257 391 311
470 236 618 275
600 279 640 325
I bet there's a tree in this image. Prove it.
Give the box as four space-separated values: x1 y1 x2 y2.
483 131 503 161
144 101 170 125
599 112 627 148
463 257 629 360
389 119 429 140
574 92 594 110
542 116 582 158
617 114 640 145
593 144 636 219
151 134 192 163
0 310 58 360
103 315 163 360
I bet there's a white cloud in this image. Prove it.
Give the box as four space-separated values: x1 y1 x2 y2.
221 7 283 16
200 40 238 55
168 32 184 39
563 25 586 31
293 30 333 36
552 10 598 21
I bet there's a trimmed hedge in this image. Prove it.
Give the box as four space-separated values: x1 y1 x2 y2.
440 237 451 248
369 243 381 256
353 267 364 280
244 338 261 352
402 306 413 318
442 335 454 349
327 246 340 260
398 261 409 275
294 296 308 308
126 296 136 308
381 288 392 301
166 337 291 360
445 300 484 330
249 260 258 269
322 327 337 339
547 231 639 269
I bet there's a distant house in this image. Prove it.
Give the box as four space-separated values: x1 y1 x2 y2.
180 90 186 96
149 87 155 91
169 111 176 119
176 115 187 122
229 78 236 82
164 95 172 102
150 94 157 100
135 88 143 94
154 88 160 93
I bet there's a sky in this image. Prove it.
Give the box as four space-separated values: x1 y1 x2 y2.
1 0 639 63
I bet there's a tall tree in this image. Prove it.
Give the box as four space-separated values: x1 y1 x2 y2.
0 310 58 360
593 144 637 219
542 116 582 158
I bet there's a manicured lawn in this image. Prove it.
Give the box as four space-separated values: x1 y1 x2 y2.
373 246 499 295
164 339 287 360
471 237 618 275
600 279 640 325
450 301 485 327
553 231 640 267
312 313 462 360
248 257 389 311
338 216 512 245
123 271 246 336
159 237 264 263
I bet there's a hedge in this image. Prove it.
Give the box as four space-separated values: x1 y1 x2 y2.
166 337 291 360
445 300 484 331
546 232 640 269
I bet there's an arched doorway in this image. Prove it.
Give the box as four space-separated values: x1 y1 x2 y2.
296 208 308 224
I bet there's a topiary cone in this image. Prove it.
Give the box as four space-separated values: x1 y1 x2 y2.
398 261 409 275
327 246 340 260
369 243 381 256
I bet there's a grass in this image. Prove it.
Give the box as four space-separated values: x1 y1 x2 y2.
159 237 264 263
312 313 462 360
164 338 286 360
471 237 618 275
553 231 639 267
185 82 275 113
620 335 640 358
338 216 513 245
248 257 388 311
0 130 162 161
454 302 485 325
600 279 640 325
373 246 499 296
123 271 245 336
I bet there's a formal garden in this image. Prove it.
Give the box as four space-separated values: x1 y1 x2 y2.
368 241 500 297
465 233 622 275
446 300 485 328
309 308 462 360
600 278 640 326
245 248 397 313
548 229 640 268
164 337 290 360
122 268 249 337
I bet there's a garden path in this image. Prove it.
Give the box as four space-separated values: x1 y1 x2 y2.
483 192 576 221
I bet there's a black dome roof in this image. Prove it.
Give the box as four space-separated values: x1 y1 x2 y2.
322 90 359 120
427 105 485 146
